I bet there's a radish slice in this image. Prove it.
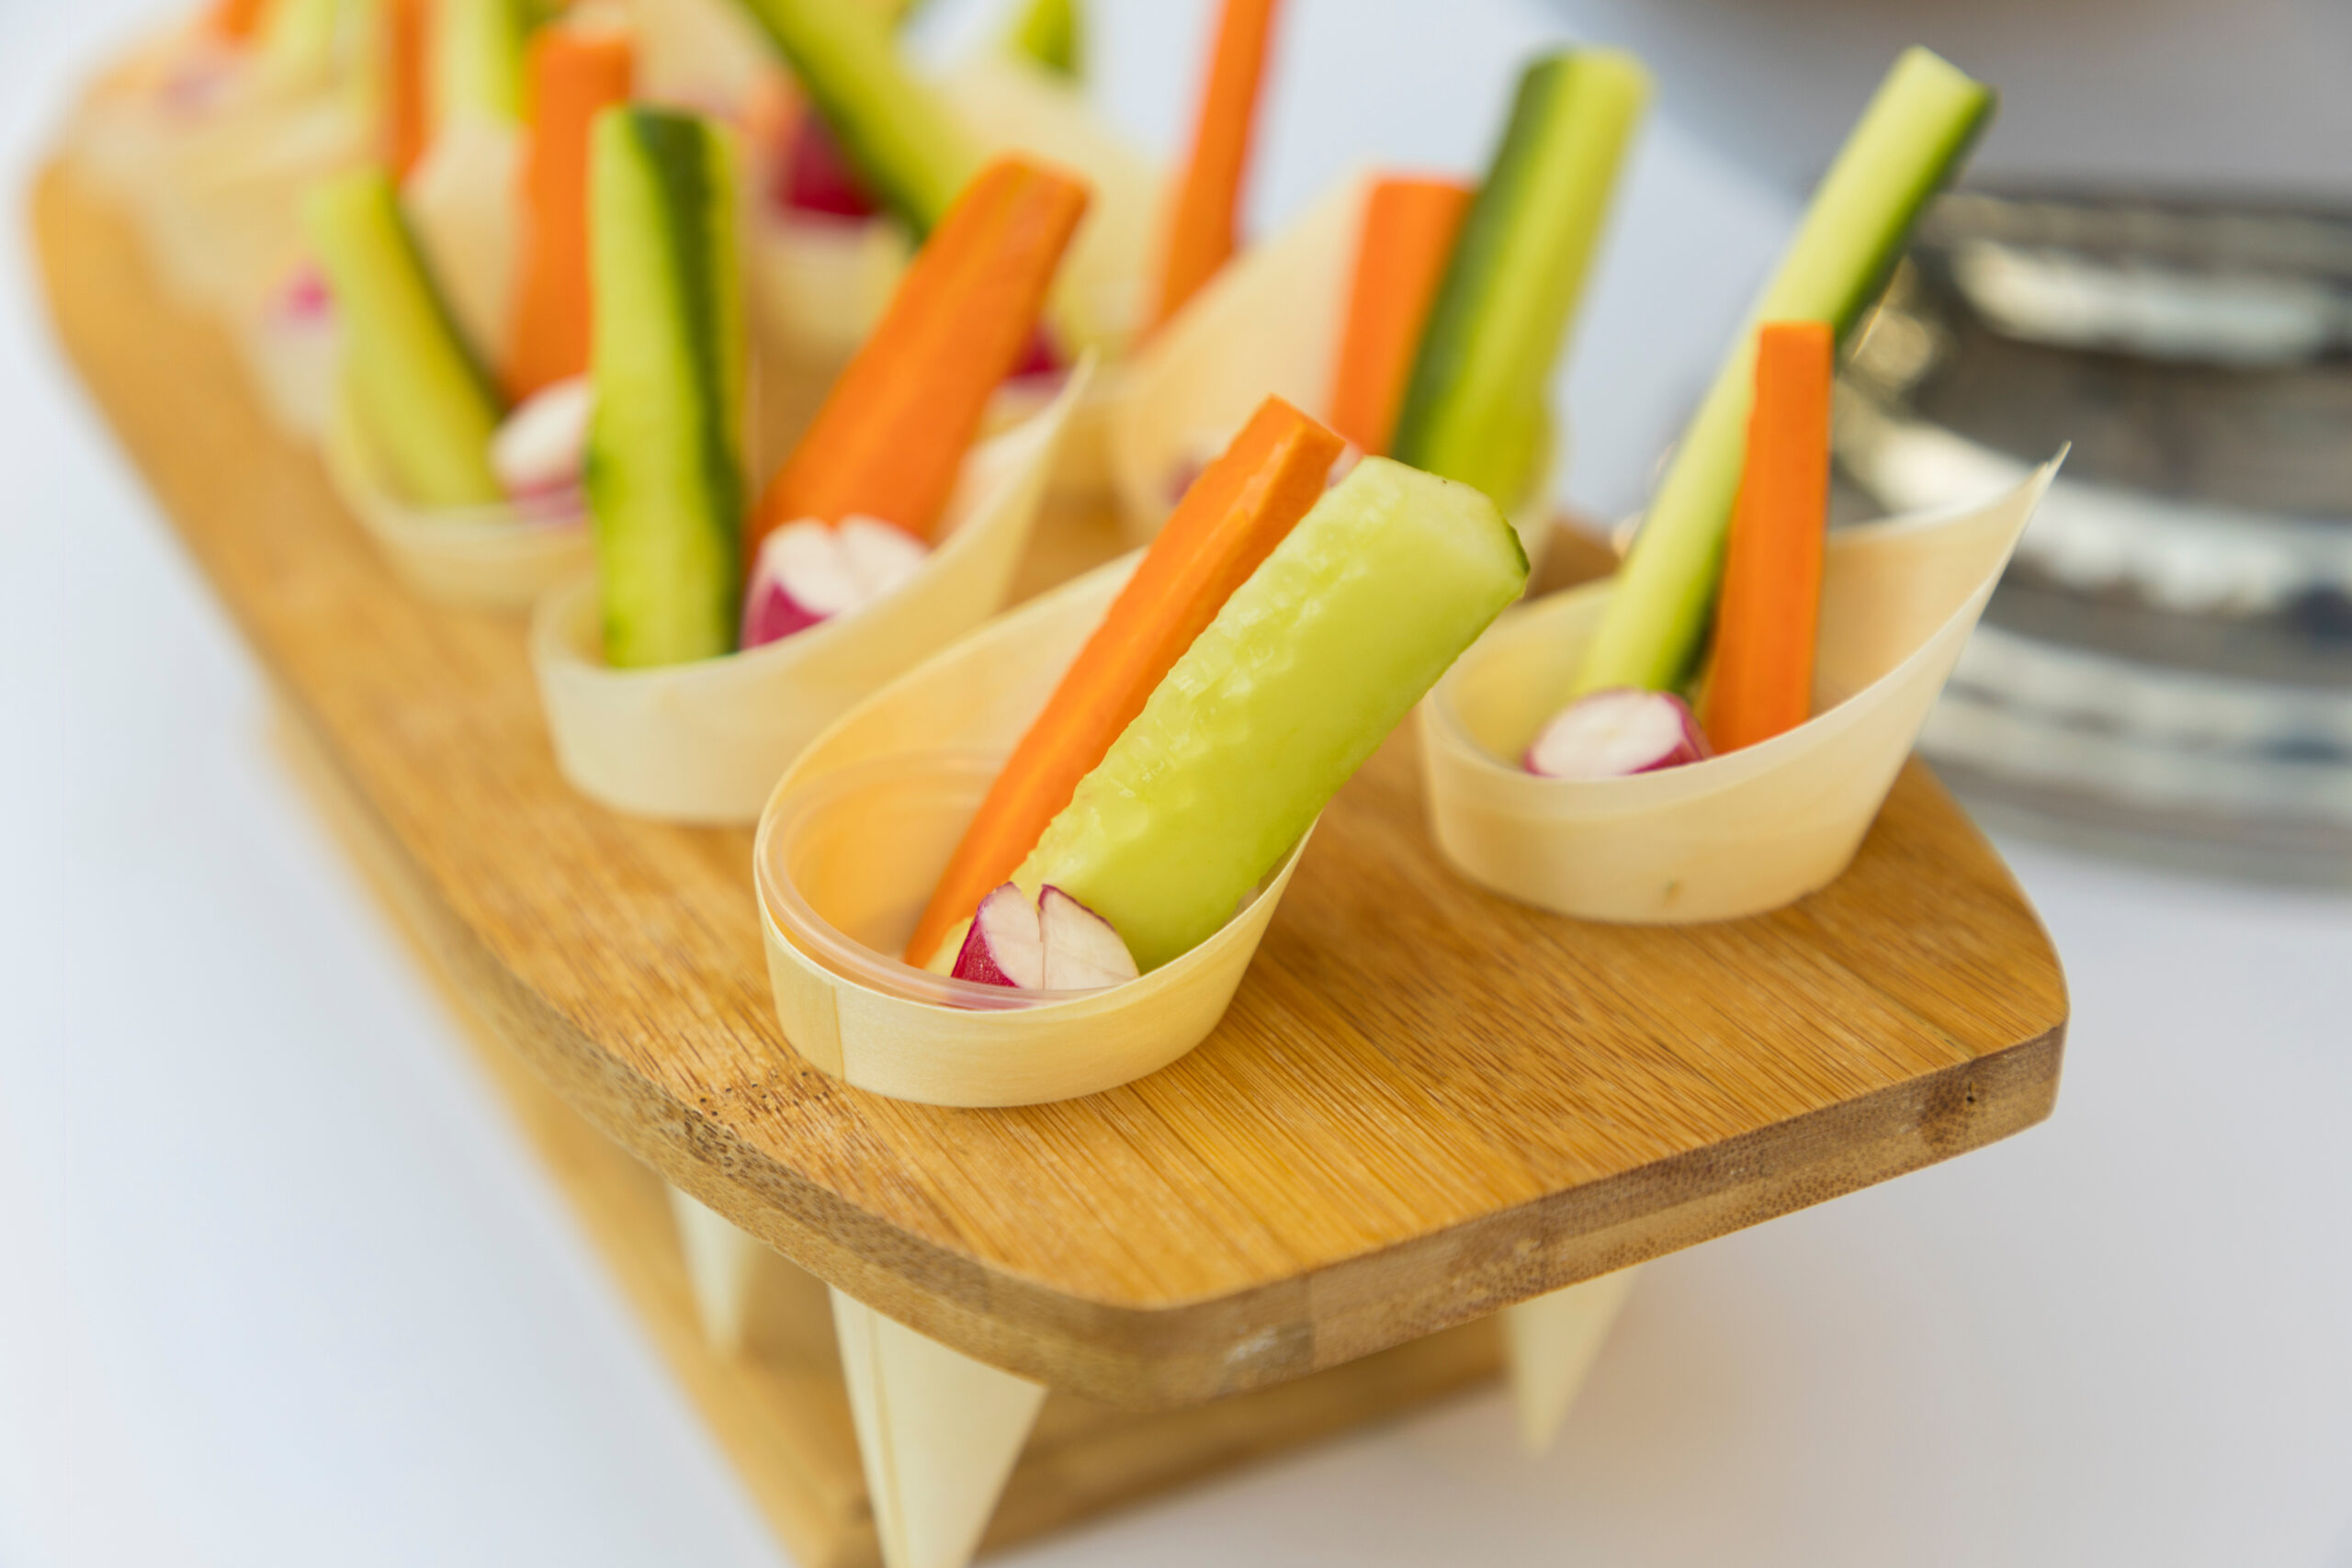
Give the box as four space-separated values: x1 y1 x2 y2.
950 883 1047 988
1523 688 1713 779
741 513 928 648
772 112 878 220
272 263 333 325
491 376 594 502
949 883 1138 994
1038 886 1141 989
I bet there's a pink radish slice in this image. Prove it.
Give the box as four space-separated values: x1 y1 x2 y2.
950 884 1138 994
491 376 593 502
741 513 928 648
272 263 333 324
950 883 1046 987
772 112 877 220
1007 324 1064 381
1523 688 1713 779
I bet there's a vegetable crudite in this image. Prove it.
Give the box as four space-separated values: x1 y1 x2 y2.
756 452 1526 1107
1423 457 2063 921
1108 45 1645 563
531 367 1088 818
735 0 1166 502
307 164 597 609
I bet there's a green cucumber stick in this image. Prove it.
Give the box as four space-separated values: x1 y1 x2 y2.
729 0 978 235
304 168 504 508
432 0 534 126
1018 459 1529 971
1575 46 1994 695
1006 0 1082 79
585 107 748 669
1392 49 1650 507
257 0 342 83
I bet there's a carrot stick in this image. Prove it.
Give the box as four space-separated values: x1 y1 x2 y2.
386 0 433 180
205 0 271 43
748 156 1089 556
505 26 634 401
1327 175 1472 456
904 394 1343 966
1147 0 1283 330
1702 320 1834 751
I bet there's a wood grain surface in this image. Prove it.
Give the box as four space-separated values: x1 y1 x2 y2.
34 155 2067 1410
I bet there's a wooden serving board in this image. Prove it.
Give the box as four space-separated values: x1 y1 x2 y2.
270 699 1501 1568
33 156 2067 1422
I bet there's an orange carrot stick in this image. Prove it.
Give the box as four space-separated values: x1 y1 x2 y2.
505 26 634 400
1327 175 1473 456
1702 320 1834 751
1147 0 1283 330
386 0 433 180
748 156 1089 556
904 394 1343 966
205 0 270 43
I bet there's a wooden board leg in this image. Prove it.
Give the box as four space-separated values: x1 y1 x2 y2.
667 1184 762 1355
1502 1269 1637 1453
831 1287 1046 1568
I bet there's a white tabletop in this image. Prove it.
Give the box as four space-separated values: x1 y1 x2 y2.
7 4 2351 1566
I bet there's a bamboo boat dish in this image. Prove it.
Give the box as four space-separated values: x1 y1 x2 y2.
67 14 373 319
754 556 1309 1108
1107 172 1559 561
321 389 594 612
1421 458 2061 922
532 362 1091 825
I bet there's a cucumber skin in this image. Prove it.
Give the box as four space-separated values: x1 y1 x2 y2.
1575 47 1994 695
435 0 534 125
729 0 976 235
304 169 504 509
1018 458 1529 972
585 107 747 670
1392 50 1649 507
1007 0 1082 79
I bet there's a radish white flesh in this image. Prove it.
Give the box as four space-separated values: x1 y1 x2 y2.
491 376 593 502
741 513 927 648
950 883 1047 988
949 884 1138 995
1038 886 1141 989
1524 688 1713 779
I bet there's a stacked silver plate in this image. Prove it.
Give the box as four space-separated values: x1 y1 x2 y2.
1838 189 2352 880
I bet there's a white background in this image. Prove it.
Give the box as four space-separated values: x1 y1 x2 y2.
7 2 2352 1565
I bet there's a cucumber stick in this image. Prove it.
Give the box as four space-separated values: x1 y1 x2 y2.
1006 0 1082 79
1576 47 1993 695
304 169 504 508
258 0 343 82
1392 50 1649 508
586 107 747 669
1018 458 1528 972
729 0 977 235
433 0 535 125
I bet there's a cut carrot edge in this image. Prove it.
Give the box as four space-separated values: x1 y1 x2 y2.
205 0 271 43
388 0 433 180
1702 320 1834 752
747 156 1090 556
903 394 1344 967
1148 0 1283 331
1327 175 1473 457
505 25 636 401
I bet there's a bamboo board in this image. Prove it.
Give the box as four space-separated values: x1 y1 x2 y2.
269 697 1501 1568
32 155 2067 1414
